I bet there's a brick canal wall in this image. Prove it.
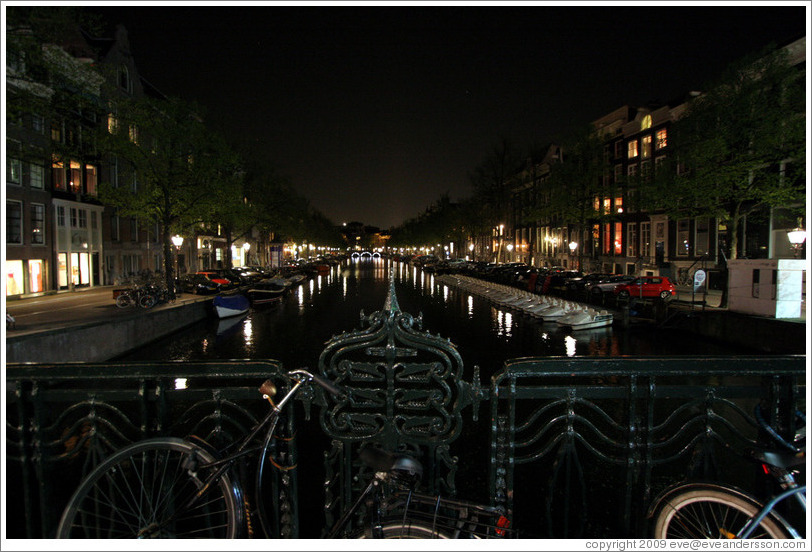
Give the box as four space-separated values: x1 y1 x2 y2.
5 299 211 363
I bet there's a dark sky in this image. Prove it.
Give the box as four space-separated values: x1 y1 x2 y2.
90 2 806 229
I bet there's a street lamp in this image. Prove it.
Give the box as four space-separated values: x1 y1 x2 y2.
171 235 184 290
787 227 806 258
242 242 250 266
569 241 578 269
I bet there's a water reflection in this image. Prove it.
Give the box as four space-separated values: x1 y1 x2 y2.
122 259 743 378
564 335 577 357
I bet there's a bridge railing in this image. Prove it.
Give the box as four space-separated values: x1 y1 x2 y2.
6 355 806 539
4 360 301 539
489 356 806 538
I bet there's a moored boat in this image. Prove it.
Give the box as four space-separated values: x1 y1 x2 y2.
213 294 250 319
247 280 287 305
556 308 614 330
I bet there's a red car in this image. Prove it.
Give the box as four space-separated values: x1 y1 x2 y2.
613 276 676 300
196 271 234 289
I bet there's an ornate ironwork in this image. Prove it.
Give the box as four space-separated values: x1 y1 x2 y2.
5 360 298 539
489 356 805 538
317 271 485 533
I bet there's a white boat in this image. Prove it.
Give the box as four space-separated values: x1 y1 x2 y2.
213 294 250 319
556 308 614 330
247 280 287 305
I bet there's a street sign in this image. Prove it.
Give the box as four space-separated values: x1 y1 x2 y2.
693 269 707 294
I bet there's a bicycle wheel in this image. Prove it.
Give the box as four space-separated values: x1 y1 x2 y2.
139 293 157 309
651 485 789 539
56 438 244 538
115 293 133 308
359 522 452 539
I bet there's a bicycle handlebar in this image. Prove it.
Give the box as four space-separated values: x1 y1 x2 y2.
288 369 347 397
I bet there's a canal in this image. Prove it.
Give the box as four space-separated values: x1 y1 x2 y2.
115 258 757 538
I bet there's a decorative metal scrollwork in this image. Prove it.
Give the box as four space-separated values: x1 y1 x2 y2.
318 271 469 451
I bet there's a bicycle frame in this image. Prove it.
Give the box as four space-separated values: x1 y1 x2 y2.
738 485 806 539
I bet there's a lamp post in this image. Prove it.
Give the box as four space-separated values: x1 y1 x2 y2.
242 242 251 266
171 235 184 293
787 227 806 258
569 241 578 270
506 243 514 263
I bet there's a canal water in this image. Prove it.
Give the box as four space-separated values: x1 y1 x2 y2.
122 258 742 372
119 258 747 537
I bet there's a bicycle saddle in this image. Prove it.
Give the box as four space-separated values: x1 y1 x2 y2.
359 446 423 482
751 448 805 470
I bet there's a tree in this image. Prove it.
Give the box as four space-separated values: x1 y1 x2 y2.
647 45 806 260
525 128 608 269
99 96 238 290
469 139 525 262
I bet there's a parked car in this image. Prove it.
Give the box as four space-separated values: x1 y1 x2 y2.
613 276 676 300
587 275 636 302
178 273 221 295
563 272 612 296
196 271 235 289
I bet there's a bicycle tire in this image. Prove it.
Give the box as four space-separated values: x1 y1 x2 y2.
139 293 157 309
56 437 244 538
358 521 453 539
650 485 790 539
115 293 133 308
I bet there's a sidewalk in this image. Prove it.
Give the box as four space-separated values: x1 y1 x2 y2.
5 286 210 337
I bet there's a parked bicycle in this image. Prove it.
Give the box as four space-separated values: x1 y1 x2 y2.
648 404 806 539
55 368 512 539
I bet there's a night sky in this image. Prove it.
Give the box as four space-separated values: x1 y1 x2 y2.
89 2 807 229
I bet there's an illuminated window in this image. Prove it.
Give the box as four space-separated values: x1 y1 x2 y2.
129 124 138 144
69 161 82 193
603 198 611 214
107 113 118 134
627 140 638 158
641 114 652 130
614 196 623 214
656 128 667 149
641 135 652 159
614 222 623 255
85 165 97 196
603 223 611 254
52 158 66 191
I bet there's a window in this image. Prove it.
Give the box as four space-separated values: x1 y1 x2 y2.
57 205 66 227
52 158 67 191
71 208 78 227
129 124 138 144
677 219 690 256
695 217 710 256
7 201 23 244
119 65 131 92
130 217 138 241
69 161 82 193
627 140 638 158
614 140 623 158
641 160 651 181
85 165 97 196
7 140 22 184
78 210 87 229
627 223 638 257
91 210 98 230
614 222 623 255
108 113 118 134
31 203 45 244
641 135 652 159
131 171 138 193
111 211 120 241
614 196 623 214
30 164 44 189
32 114 45 134
641 222 651 258
627 164 639 178
603 223 611 254
51 120 62 143
656 128 667 149
614 164 623 184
